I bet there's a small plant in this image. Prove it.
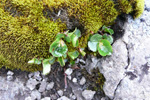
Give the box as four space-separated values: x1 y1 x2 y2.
88 25 114 56
28 26 114 75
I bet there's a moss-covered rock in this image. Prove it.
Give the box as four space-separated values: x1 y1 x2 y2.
0 0 145 72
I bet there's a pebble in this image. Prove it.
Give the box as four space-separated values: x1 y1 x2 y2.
39 79 47 92
79 77 86 85
25 96 32 100
46 82 54 90
7 71 14 76
28 73 34 78
145 7 150 12
79 59 86 64
65 68 73 76
31 90 41 100
72 78 77 83
26 78 39 91
67 75 72 80
82 90 96 100
57 90 63 96
57 96 70 100
41 97 51 100
33 71 42 81
7 76 13 81
50 94 57 100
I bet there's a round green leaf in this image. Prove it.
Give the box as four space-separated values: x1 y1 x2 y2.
28 58 41 65
97 39 112 56
102 34 113 44
102 25 114 35
88 41 98 52
90 34 102 42
71 34 79 47
68 51 79 60
64 35 71 43
49 39 60 53
50 40 68 57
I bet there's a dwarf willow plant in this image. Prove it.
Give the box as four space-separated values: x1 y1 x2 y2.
28 26 114 75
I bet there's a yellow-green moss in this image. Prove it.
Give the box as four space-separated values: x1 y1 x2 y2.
0 0 145 72
133 0 145 18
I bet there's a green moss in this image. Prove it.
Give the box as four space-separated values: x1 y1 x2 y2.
133 0 145 18
0 0 145 72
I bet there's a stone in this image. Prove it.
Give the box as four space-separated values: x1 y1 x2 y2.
26 78 39 91
46 82 54 90
28 73 34 78
33 71 42 81
57 96 70 100
79 59 86 64
57 90 63 97
39 79 47 92
65 68 73 76
50 94 57 100
7 71 14 76
71 95 76 100
41 97 51 100
79 77 86 85
25 96 32 100
67 75 72 80
7 76 13 81
72 78 77 83
31 90 41 100
82 90 96 100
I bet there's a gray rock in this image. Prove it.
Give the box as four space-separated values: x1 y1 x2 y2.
71 95 76 100
31 90 41 100
7 71 14 76
33 71 42 81
79 59 86 64
7 76 13 81
25 96 32 100
46 82 54 90
57 90 63 97
82 90 96 100
57 96 70 100
41 97 51 100
39 79 47 92
72 78 77 83
28 73 34 78
50 94 57 100
79 77 86 85
65 68 73 76
67 75 72 80
26 78 39 91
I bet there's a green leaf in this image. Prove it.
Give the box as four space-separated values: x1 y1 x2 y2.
48 57 56 64
63 54 67 58
55 33 65 39
50 40 68 57
90 34 102 42
97 39 112 56
102 34 113 44
49 39 60 53
64 35 71 43
71 34 79 47
28 58 41 65
74 28 81 38
70 60 75 65
57 57 65 66
79 48 86 56
88 41 98 52
68 51 79 60
42 60 51 75
102 25 114 35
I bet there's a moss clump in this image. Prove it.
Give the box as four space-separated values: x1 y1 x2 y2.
0 0 145 72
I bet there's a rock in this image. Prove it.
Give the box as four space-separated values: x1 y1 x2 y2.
97 39 128 99
50 94 57 100
79 59 86 64
57 90 63 96
7 71 14 76
7 76 13 81
57 96 70 100
71 95 76 100
41 97 51 100
46 82 54 90
67 75 72 80
28 73 34 78
31 90 41 100
65 68 73 76
72 78 77 83
79 77 86 85
26 78 39 91
39 79 47 92
33 71 42 81
25 96 32 100
82 90 96 100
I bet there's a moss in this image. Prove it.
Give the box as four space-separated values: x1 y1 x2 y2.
0 0 145 72
133 0 145 18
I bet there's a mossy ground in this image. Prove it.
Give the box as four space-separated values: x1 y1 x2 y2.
0 0 145 72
